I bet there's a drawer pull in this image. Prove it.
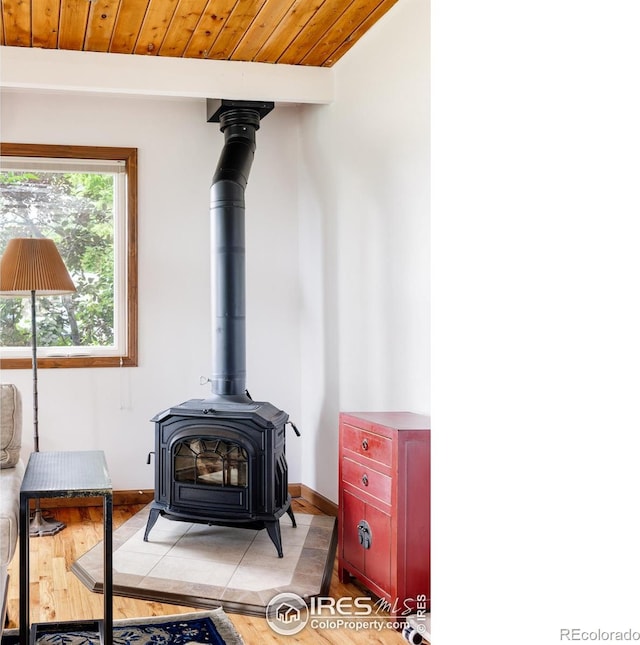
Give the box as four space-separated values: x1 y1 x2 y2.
361 474 369 486
357 520 372 549
361 438 369 451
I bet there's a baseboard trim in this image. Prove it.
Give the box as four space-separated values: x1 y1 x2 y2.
299 484 338 517
35 483 337 515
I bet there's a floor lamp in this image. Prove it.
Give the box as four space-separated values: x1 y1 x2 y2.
0 237 76 536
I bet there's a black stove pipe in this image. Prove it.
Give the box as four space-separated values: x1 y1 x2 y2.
207 100 274 399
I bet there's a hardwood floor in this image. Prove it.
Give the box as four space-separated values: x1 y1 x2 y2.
6 499 411 644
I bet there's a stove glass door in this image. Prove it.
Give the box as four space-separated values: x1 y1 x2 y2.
174 438 248 488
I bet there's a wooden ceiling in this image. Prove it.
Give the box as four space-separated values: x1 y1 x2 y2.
0 0 399 67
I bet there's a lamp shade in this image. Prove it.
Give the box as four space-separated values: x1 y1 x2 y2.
0 238 76 295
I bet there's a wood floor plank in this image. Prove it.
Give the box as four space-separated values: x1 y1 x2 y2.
6 500 410 643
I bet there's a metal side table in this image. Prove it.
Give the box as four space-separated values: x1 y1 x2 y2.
19 451 113 645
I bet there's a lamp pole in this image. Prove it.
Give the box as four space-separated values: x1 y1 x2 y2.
31 290 39 453
29 288 65 537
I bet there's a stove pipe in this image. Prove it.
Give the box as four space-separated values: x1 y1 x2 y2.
207 99 274 400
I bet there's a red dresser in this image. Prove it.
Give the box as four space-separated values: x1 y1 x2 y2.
338 411 430 615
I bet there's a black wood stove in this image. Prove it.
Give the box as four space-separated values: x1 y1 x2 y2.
144 99 298 558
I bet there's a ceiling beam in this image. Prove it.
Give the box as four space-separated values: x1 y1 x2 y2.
0 46 334 104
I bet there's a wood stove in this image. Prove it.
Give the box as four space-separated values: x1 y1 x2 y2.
145 99 298 557
144 398 296 557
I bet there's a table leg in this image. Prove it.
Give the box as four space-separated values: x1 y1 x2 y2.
103 493 113 645
19 495 30 645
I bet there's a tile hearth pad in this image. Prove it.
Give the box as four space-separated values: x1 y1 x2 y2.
72 504 337 616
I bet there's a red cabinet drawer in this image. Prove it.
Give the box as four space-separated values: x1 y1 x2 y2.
342 456 392 505
342 423 392 466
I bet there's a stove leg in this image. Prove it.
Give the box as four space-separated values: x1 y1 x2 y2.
265 520 284 558
144 507 161 541
286 505 297 528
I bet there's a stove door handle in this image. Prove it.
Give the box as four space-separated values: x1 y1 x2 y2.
288 421 301 437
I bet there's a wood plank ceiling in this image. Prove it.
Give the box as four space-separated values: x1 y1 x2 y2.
0 0 399 67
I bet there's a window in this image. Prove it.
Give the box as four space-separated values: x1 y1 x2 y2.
0 143 137 368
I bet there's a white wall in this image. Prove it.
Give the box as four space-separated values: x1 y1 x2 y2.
0 91 302 489
0 0 429 499
298 0 430 502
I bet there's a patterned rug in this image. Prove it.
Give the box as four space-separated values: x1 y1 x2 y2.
1 609 244 645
